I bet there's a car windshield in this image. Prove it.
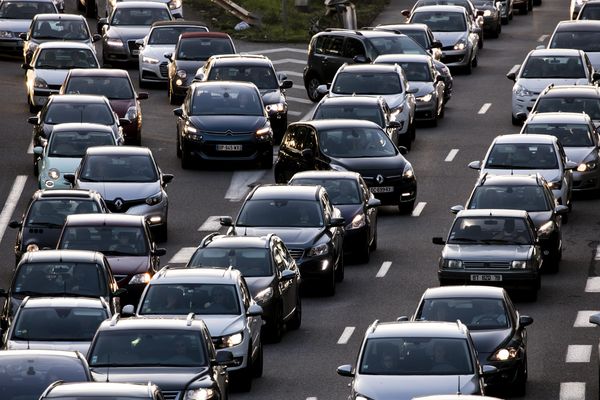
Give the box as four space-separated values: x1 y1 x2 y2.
472 0 494 5
521 55 586 79
32 19 88 40
148 25 208 44
13 262 107 297
79 154 158 183
418 298 510 330
448 216 533 245
486 143 559 169
523 123 594 147
207 65 278 90
412 11 467 32
34 48 98 69
535 96 600 119
60 226 149 256
176 37 234 61
188 248 272 277
237 199 324 227
12 306 108 341
369 35 429 56
469 185 552 212
0 1 56 19
578 4 600 19
550 31 600 52
318 127 398 158
48 130 116 158
0 355 87 399
26 198 101 227
333 72 403 95
400 31 429 48
139 283 241 315
417 0 473 11
110 7 171 26
396 61 432 81
191 86 263 116
359 337 473 375
88 330 207 367
44 103 115 125
64 77 134 100
313 104 385 127
48 397 144 400
291 178 362 205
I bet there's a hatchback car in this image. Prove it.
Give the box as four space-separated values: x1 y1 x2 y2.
577 0 600 19
133 266 263 391
186 233 302 342
548 20 600 71
173 81 273 169
39 382 165 400
529 84 600 127
274 119 418 213
65 146 173 241
337 320 495 399
411 286 533 396
433 209 543 299
0 0 58 55
375 23 443 60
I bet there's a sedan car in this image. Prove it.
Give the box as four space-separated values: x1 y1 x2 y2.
274 119 417 213
432 209 543 300
60 68 148 145
507 48 599 124
0 0 58 55
411 286 533 396
472 0 502 37
529 84 600 127
289 170 380 263
547 20 600 71
39 382 166 400
173 81 273 169
24 42 99 112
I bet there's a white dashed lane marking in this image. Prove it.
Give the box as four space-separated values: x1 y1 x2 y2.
337 327 355 344
478 103 491 114
225 170 267 201
168 247 196 264
0 175 27 244
411 202 427 217
288 110 302 116
445 149 459 162
27 140 33 154
560 382 586 400
197 216 228 232
595 244 600 260
281 70 303 77
574 311 600 327
566 345 592 363
272 58 306 65
286 96 313 105
306 397 317 400
376 261 392 278
585 277 600 292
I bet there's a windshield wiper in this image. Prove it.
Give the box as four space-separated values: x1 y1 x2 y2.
481 239 528 245
450 237 478 242
28 222 63 228
79 176 99 182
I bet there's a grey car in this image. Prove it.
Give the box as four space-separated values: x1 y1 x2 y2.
548 20 600 71
529 84 600 128
0 0 58 55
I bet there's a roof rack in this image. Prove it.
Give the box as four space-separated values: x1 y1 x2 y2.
147 382 153 397
368 319 379 333
40 380 65 398
186 313 196 326
109 313 120 326
200 232 221 248
324 28 363 35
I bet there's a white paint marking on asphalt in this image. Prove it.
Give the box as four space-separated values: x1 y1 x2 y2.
559 382 586 400
574 311 600 327
445 149 459 162
198 216 228 232
281 70 303 77
27 140 33 154
271 58 306 65
0 175 27 244
585 277 600 292
566 345 592 363
538 34 549 42
411 202 427 217
246 47 307 55
376 261 392 278
286 96 313 105
168 247 196 264
288 110 302 116
595 244 600 260
225 170 267 201
478 103 491 114
337 327 355 344
306 397 318 400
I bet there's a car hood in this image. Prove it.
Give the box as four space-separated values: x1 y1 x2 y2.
354 374 480 399
143 44 175 59
333 156 405 174
379 94 405 110
470 328 512 353
43 156 81 175
0 19 31 32
107 26 151 41
527 210 554 229
238 227 324 247
260 89 284 106
7 340 90 354
105 256 150 275
175 59 206 74
483 168 560 183
443 244 533 260
76 181 160 201
409 81 435 97
586 52 600 71
91 367 210 390
515 78 591 92
245 276 275 298
564 146 595 164
198 314 245 337
335 204 364 223
188 115 266 132
434 32 467 47
108 98 134 118
35 69 71 85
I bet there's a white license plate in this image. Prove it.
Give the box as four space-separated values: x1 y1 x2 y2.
370 186 393 193
216 144 242 151
132 49 139 55
470 274 503 282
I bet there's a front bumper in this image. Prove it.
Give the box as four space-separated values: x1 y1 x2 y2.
572 168 600 191
343 226 370 254
438 268 539 291
479 352 524 389
415 98 438 120
295 253 335 283
139 58 169 83
170 76 193 97
181 133 273 163
214 339 249 371
482 15 500 32
363 176 417 207
441 48 471 68
103 40 139 63
0 37 24 53
511 92 538 119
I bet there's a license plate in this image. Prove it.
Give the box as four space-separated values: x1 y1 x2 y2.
470 274 503 282
370 186 393 193
132 49 140 55
216 144 242 151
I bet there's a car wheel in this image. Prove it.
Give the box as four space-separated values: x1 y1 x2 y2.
511 113 522 125
322 267 336 296
528 0 533 10
472 53 479 68
168 88 177 105
266 305 284 343
492 23 501 38
355 240 370 264
252 341 263 378
502 16 509 24
464 57 473 75
513 355 528 396
370 228 378 251
399 200 415 215
306 75 323 102
181 144 193 169
509 8 514 19
478 34 484 49
236 357 253 392
430 113 438 127
176 132 182 158
545 245 561 273
520 4 528 14
287 294 302 330
155 223 168 243
334 251 344 282
85 0 96 18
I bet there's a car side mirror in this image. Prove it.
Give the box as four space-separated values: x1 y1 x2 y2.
220 216 233 226
337 364 355 377
594 72 600 82
519 315 533 327
329 217 345 227
565 160 578 170
555 205 569 215
137 92 149 100
401 9 411 18
33 146 43 155
316 84 328 96
397 146 408 155
590 312 600 326
121 304 135 316
64 174 75 184
407 87 418 94
135 38 144 46
431 40 442 48
97 18 108 33
367 198 381 207
280 80 293 89
153 248 167 256
432 237 446 245
164 52 173 61
450 205 464 214
397 315 409 321
247 304 263 316
506 71 516 81
0 288 7 298
482 364 498 376
387 120 401 129
19 32 27 40
301 148 314 159
8 220 21 229
92 33 102 42
435 75 444 82
477 9 485 16
21 63 31 70
515 111 527 121
468 160 481 170
352 55 369 63
216 350 234 365
119 118 131 126
173 108 183 117
280 269 296 281
162 173 174 184
28 116 39 125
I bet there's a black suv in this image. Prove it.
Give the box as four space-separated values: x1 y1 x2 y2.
303 29 434 102
186 233 302 342
40 382 165 400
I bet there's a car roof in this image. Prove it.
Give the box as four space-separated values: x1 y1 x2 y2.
412 396 504 400
34 13 85 20
115 1 168 8
368 321 469 338
375 54 431 63
67 68 130 78
477 174 544 186
151 20 207 28
339 63 401 73
0 349 85 359
34 188 100 199
290 170 361 181
49 94 108 104
97 315 207 330
249 184 322 201
422 285 506 299
541 84 600 96
529 48 583 56
317 95 385 107
292 118 383 130
85 145 151 156
22 296 107 308
317 29 410 39
202 234 270 248
412 5 468 13
209 54 272 66
152 266 241 284
64 213 146 226
45 382 157 398
180 31 231 39
37 42 95 50
456 209 530 218
556 20 600 30
494 133 558 144
191 80 259 90
527 112 591 124
377 23 431 31
50 123 115 133
20 249 105 264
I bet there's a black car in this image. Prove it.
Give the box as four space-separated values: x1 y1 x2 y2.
451 174 568 272
9 189 107 263
186 233 302 342
195 54 293 140
289 170 380 263
220 184 345 296
411 286 533 396
274 119 417 213
471 0 502 38
173 81 273 169
166 31 236 104
39 382 165 400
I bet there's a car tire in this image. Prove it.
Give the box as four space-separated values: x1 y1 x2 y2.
181 144 193 169
545 245 561 273
492 23 501 38
176 133 182 158
266 305 284 343
513 355 528 396
430 114 438 127
464 57 473 75
156 223 168 243
525 286 538 302
252 341 263 378
138 78 149 89
478 35 484 49
306 75 323 102
261 152 273 169
472 53 479 68
502 15 509 24
528 0 533 10
335 251 344 282
520 4 528 14
237 359 253 392
322 268 336 296
511 113 522 125
370 228 378 251
356 240 370 264
399 200 415 215
287 294 302 330
85 0 96 18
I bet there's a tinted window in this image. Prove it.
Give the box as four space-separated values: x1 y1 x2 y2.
535 96 600 119
176 37 234 61
550 31 600 52
369 35 428 56
207 65 278 90
238 199 324 227
60 226 149 256
486 143 559 169
400 31 429 49
396 62 432 81
79 154 158 183
523 123 594 146
148 25 208 44
35 48 97 69
521 55 586 79
411 11 467 32
13 262 107 297
64 77 134 100
313 104 385 127
0 1 56 18
111 7 171 26
333 72 402 95
45 103 114 125
32 19 89 40
578 4 600 19
469 185 551 211
291 178 362 205
418 298 509 330
318 127 397 158
139 284 241 315
188 248 272 276
48 130 116 157
191 86 262 116
449 216 533 245
26 198 101 227
315 35 344 56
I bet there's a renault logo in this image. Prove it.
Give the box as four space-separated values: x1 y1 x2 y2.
376 174 384 184
114 198 124 210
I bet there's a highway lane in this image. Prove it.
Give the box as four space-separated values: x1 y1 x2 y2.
0 0 599 399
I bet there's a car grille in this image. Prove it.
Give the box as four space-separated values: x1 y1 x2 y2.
463 261 511 269
204 129 254 135
161 391 180 400
159 61 168 77
106 198 146 213
288 248 304 260
128 40 141 56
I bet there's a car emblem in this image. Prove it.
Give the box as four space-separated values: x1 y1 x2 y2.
376 174 384 184
225 130 233 136
114 198 124 210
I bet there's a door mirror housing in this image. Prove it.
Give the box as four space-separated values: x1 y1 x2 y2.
401 9 411 17
19 32 27 40
173 108 184 117
33 146 43 155
301 148 314 159
153 248 167 256
0 288 7 298
387 120 401 129
337 364 355 377
113 288 127 297
220 216 233 226
590 312 600 326
164 52 173 61
593 71 600 82
119 118 131 126
397 315 409 321
316 84 328 96
432 237 446 245
64 174 76 184
28 116 39 125
431 40 442 48
216 350 234 365
352 55 369 63
8 220 21 229
519 315 533 327
329 217 345 227
162 173 174 185
121 304 135 316
482 364 499 376
280 80 293 89
280 269 296 281
398 146 408 155
555 205 569 215
468 160 481 170
515 111 527 122
21 63 31 70
137 92 149 100
506 71 516 81
92 33 102 42
450 205 464 214
247 304 263 316
367 198 381 207
407 87 418 94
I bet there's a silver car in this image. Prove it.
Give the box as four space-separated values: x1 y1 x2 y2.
547 20 600 71
0 0 58 55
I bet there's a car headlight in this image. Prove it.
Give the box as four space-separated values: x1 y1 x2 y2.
129 272 151 284
330 163 347 171
26 243 39 252
255 126 272 139
308 243 329 257
577 161 597 172
146 191 163 206
169 0 182 9
511 260 529 269
184 388 215 400
513 84 534 97
254 287 273 304
34 77 48 89
106 38 124 47
453 39 467 50
491 347 519 361
484 9 493 16
265 102 285 113
177 69 187 79
346 213 366 230
403 163 414 178
142 56 160 64
0 30 14 39
48 168 60 180
443 259 463 269
125 106 138 121
222 332 243 347
547 180 562 190
417 93 433 102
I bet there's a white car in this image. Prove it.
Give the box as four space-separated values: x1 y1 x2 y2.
468 133 577 208
507 48 599 125
24 41 99 112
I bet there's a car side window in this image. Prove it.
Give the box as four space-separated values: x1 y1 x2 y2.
322 35 344 56
586 54 594 76
239 278 251 309
203 326 217 360
342 37 365 59
556 142 568 166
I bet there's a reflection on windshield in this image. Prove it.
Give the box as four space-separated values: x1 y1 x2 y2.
418 298 509 330
412 12 467 32
48 131 116 157
550 31 600 52
176 37 234 61
314 104 385 127
13 262 106 297
188 248 272 276
139 283 241 315
64 77 134 100
521 56 586 79
486 143 559 169
111 8 171 26
32 20 88 40
26 199 101 227
291 178 362 205
448 216 533 245
535 97 600 119
35 49 98 69
13 307 107 341
469 185 551 212
45 103 114 125
237 199 324 227
396 62 432 81
191 87 262 116
523 123 594 147
79 154 158 183
148 26 208 45
0 1 56 19
208 66 278 90
60 226 148 256
370 36 429 56
333 72 402 95
319 127 397 158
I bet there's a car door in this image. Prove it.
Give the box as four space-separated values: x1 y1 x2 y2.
273 239 295 319
359 177 377 244
322 192 343 259
341 37 367 63
319 35 347 84
239 278 261 355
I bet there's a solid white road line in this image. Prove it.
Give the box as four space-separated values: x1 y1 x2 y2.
411 202 427 217
538 34 549 42
198 216 228 232
337 327 355 344
281 70 303 77
566 345 592 363
286 96 313 105
595 244 600 260
574 311 599 327
168 247 197 264
585 277 600 292
445 149 459 162
0 175 27 244
225 170 267 201
247 47 307 55
376 261 392 278
478 103 491 114
27 140 33 154
272 58 306 65
559 382 586 400
288 110 302 116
